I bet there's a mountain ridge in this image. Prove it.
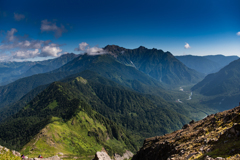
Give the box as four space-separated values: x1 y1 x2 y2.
104 45 204 86
176 55 239 74
132 105 240 160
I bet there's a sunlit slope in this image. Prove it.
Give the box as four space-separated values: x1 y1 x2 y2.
0 81 137 157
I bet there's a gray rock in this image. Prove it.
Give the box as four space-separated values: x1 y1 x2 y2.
12 150 21 157
93 151 112 160
114 150 133 160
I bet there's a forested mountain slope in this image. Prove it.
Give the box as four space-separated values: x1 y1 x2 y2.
0 80 137 158
104 45 204 86
0 75 190 157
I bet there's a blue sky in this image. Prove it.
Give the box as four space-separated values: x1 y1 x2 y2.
0 0 240 61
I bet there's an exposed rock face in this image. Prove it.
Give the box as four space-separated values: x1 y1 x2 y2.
0 145 9 152
132 106 240 160
114 150 134 160
93 151 112 160
12 150 21 157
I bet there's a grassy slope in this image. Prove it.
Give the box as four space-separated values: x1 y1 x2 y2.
0 149 21 160
22 111 132 159
0 79 137 159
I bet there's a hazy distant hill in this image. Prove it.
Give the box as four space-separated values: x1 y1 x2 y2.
192 58 240 96
176 55 239 74
191 58 240 111
176 55 221 74
204 55 239 67
104 45 204 86
0 53 78 86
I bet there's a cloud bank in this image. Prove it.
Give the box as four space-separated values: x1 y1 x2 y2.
0 28 65 61
74 42 107 55
41 20 67 38
184 42 191 49
237 32 240 36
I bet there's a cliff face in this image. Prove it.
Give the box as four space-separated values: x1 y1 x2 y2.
132 106 240 160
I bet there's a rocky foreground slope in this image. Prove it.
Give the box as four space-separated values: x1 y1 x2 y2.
132 106 240 160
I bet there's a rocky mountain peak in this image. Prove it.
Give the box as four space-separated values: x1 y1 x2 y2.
132 105 240 160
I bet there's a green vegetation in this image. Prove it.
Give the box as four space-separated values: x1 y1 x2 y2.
0 81 137 157
0 148 21 160
0 74 191 153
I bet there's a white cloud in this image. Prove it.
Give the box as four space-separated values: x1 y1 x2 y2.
0 28 64 61
14 13 25 21
40 43 62 57
40 20 66 38
74 42 88 51
74 42 107 55
12 49 40 59
86 46 106 55
237 32 240 36
184 42 191 49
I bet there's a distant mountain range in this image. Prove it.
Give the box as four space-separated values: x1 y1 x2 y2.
191 58 240 111
192 58 240 96
176 55 239 74
0 53 78 86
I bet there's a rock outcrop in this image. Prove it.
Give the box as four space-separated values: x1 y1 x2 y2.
132 106 240 160
114 150 134 160
93 150 133 160
93 151 112 160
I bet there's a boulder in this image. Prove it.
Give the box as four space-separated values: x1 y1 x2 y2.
93 151 112 160
114 150 133 160
12 150 21 157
